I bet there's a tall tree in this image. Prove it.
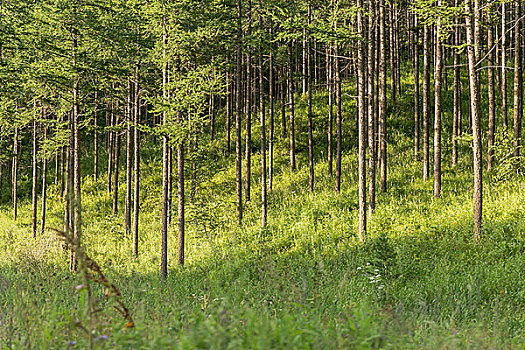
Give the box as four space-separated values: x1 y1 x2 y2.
464 0 483 241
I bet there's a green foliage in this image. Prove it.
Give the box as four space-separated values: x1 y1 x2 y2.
490 133 525 182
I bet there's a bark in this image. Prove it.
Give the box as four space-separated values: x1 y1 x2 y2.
513 2 522 164
307 0 314 192
72 39 82 272
501 2 507 131
413 12 420 161
125 79 133 234
133 66 140 258
288 44 296 172
259 0 267 226
161 18 169 281
357 0 367 241
112 129 120 216
327 45 333 177
334 42 342 194
40 124 48 235
94 90 98 180
368 0 376 215
434 7 443 198
379 0 387 193
226 73 231 153
422 24 430 181
465 0 483 241
487 10 495 172
281 69 286 138
269 42 274 191
245 0 252 202
235 0 243 225
107 101 114 195
452 2 461 167
32 116 38 238
177 113 185 266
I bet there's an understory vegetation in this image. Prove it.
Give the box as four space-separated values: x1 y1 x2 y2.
1 80 524 349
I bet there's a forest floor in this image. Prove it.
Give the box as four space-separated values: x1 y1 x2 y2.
1 84 525 349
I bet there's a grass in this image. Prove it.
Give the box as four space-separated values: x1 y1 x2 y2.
1 75 525 349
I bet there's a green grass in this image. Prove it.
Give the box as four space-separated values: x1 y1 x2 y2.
1 76 525 349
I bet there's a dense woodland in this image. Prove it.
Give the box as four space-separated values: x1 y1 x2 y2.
1 0 525 348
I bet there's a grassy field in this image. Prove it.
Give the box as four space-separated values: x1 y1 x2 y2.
1 79 525 349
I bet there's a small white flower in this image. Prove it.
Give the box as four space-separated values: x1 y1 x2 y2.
375 274 381 278
357 267 362 270
366 262 370 266
378 285 384 290
374 269 380 272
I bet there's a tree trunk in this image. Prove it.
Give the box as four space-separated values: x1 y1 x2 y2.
422 24 430 181
235 0 243 225
307 0 314 192
40 123 48 235
288 44 296 172
161 18 169 281
434 5 443 198
465 0 483 241
513 2 522 164
125 79 133 234
12 126 18 221
487 9 495 172
259 0 267 226
112 129 120 216
413 12 420 161
452 3 461 167
368 0 376 216
379 0 387 193
327 45 333 177
501 2 507 131
177 113 185 266
357 0 367 241
107 100 114 195
32 116 38 238
269 42 274 192
94 90 98 180
245 0 252 202
133 66 140 258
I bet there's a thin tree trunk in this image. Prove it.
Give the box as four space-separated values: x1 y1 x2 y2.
413 12 420 161
112 130 120 216
452 3 461 167
307 0 314 192
40 123 48 235
422 24 430 181
334 42 342 194
94 90 98 180
379 0 387 193
357 0 367 241
72 38 82 272
125 80 133 234
501 2 507 131
161 18 169 281
32 115 38 238
245 0 252 202
269 41 274 191
327 45 333 177
465 0 483 241
133 66 140 258
368 0 376 215
513 2 522 164
434 5 443 198
259 0 267 226
487 9 495 172
107 101 114 195
288 44 296 172
12 126 18 221
177 113 185 265
235 0 243 225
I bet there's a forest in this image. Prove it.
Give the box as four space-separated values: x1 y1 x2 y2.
1 0 525 348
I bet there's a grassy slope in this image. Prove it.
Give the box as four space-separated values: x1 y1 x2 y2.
1 75 525 349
